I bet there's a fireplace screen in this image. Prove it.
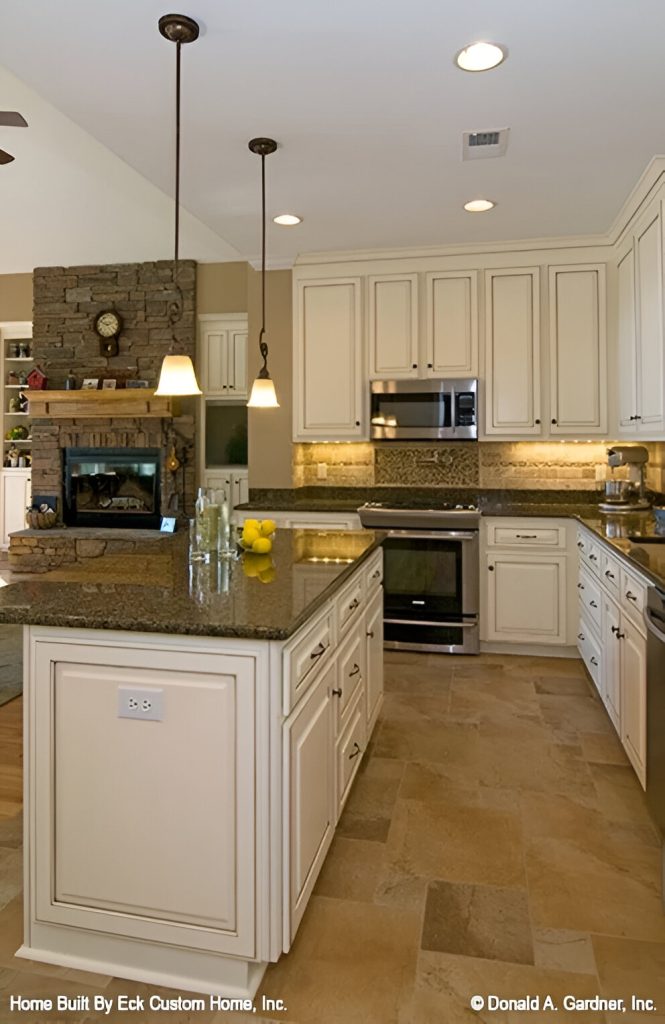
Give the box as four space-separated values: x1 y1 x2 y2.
63 448 161 529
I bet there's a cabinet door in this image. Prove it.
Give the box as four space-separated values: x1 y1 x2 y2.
202 327 228 397
548 265 607 434
204 472 232 507
620 616 647 788
635 206 665 431
227 330 248 399
485 553 566 644
425 271 478 377
600 593 621 732
231 471 249 508
368 274 419 379
1 471 30 548
365 588 384 733
284 661 335 944
294 278 364 439
484 268 541 435
617 245 638 429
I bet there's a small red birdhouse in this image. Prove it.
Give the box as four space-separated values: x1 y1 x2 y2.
26 366 48 390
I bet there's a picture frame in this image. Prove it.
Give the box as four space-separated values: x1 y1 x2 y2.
81 378 99 390
160 516 177 533
101 379 117 390
126 379 150 389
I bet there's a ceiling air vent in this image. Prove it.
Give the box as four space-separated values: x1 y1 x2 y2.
462 128 510 160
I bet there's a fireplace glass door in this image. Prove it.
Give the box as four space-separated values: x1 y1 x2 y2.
63 448 161 529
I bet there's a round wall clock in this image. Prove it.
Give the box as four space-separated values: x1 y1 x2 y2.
94 310 122 357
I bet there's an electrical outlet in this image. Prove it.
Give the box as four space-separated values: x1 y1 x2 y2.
317 462 328 480
118 687 164 722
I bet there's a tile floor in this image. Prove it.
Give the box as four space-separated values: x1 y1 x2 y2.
0 651 663 1023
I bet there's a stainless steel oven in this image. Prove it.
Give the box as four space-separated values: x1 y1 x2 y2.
645 586 665 905
357 503 480 654
370 379 477 441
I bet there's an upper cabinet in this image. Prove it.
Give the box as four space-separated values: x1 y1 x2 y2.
484 268 541 436
294 278 364 441
367 271 477 380
198 315 248 399
548 264 607 434
617 199 665 437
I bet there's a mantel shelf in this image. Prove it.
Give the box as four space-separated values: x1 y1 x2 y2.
27 389 174 420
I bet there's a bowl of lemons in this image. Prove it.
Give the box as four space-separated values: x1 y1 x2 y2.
238 518 277 554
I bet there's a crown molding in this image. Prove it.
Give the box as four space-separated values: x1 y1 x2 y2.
247 257 295 272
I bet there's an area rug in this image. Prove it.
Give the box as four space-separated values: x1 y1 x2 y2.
0 625 22 707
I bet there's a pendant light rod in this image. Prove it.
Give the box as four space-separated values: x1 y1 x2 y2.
248 138 277 375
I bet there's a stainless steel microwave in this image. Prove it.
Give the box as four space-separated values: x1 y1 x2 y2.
370 379 478 441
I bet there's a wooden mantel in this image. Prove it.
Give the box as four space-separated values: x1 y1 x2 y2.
27 389 175 419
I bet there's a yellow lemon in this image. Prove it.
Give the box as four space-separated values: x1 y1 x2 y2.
251 536 272 554
260 519 276 537
242 526 260 547
244 518 261 532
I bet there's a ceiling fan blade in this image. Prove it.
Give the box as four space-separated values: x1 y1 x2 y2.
0 112 27 127
0 149 15 165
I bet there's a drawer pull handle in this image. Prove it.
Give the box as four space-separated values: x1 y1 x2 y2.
589 554 598 561
310 642 328 660
349 598 360 611
590 656 598 666
349 663 361 677
332 687 342 698
589 600 598 608
577 541 584 548
366 630 374 639
349 742 362 760
577 583 585 590
372 570 381 580
605 570 615 579
516 534 538 539
577 632 585 641
626 591 638 602
611 625 619 635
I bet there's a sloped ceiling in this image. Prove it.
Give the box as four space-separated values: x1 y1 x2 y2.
2 0 665 268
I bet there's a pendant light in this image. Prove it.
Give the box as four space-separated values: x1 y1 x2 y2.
154 13 202 397
247 137 279 408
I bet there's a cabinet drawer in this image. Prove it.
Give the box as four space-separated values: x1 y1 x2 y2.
335 627 364 724
578 614 602 692
489 525 564 548
577 567 601 629
576 528 601 576
283 608 334 714
620 567 647 627
364 550 383 593
336 573 364 636
600 549 621 596
335 688 365 817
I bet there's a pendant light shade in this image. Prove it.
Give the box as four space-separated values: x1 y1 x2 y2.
247 137 279 409
154 354 202 396
156 13 202 397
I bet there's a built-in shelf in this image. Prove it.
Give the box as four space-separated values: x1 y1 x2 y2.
27 389 174 419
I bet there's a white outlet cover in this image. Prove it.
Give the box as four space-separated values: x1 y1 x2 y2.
118 686 164 722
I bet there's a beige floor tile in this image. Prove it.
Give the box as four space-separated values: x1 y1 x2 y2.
593 934 665 1023
0 811 21 849
507 655 587 679
373 717 481 776
336 756 403 842
589 763 657 828
0 846 21 911
533 928 597 974
534 675 594 696
537 692 614 736
399 762 520 812
374 868 429 912
578 730 629 766
449 675 541 725
422 880 534 965
313 836 385 902
256 896 420 1024
521 790 659 849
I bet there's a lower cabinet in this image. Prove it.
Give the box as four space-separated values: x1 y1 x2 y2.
203 468 248 509
365 588 384 733
1 468 31 548
485 553 567 644
621 615 647 786
600 594 621 730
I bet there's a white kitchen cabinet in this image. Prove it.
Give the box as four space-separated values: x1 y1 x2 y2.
1 468 31 548
600 593 621 730
198 315 248 399
365 587 384 733
368 274 419 379
484 268 542 435
621 615 647 787
548 265 607 434
485 552 566 644
231 510 362 531
617 200 665 436
284 659 335 941
425 270 478 377
204 468 248 510
294 278 364 440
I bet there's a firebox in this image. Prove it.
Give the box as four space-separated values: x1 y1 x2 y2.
63 448 161 529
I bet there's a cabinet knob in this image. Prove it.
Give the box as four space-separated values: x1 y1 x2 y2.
635 415 642 420
349 598 360 611
577 632 585 641
577 582 585 590
355 420 360 427
551 418 558 425
332 687 342 698
412 363 418 369
535 418 541 425
366 629 374 639
488 564 494 572
427 362 433 369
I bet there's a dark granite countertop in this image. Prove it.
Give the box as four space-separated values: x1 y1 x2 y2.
0 529 382 640
575 513 665 591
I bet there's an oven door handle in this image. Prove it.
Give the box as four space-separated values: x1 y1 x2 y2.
386 530 478 541
644 606 665 642
384 617 478 628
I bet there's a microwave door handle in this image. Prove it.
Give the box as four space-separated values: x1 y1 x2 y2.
450 386 456 433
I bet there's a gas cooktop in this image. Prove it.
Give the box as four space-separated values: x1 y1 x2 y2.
357 501 480 531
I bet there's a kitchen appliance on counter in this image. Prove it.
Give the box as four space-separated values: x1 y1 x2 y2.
370 379 477 441
645 586 665 906
357 501 479 653
599 445 651 513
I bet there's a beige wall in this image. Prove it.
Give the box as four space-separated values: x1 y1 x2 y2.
0 273 33 321
247 267 293 489
196 262 248 315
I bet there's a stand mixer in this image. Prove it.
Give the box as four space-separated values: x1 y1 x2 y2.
598 445 651 513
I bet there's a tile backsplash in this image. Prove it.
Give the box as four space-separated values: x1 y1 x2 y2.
293 441 665 493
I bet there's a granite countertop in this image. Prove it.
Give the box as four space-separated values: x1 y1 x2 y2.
0 529 382 640
575 513 665 591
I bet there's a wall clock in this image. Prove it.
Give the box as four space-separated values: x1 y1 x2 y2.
94 310 122 357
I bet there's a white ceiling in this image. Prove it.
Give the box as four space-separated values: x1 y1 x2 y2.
2 0 665 268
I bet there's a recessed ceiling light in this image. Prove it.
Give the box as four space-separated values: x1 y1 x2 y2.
273 214 302 226
464 199 495 213
455 42 506 72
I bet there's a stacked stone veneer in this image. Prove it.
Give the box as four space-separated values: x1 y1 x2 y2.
30 260 197 522
9 530 160 574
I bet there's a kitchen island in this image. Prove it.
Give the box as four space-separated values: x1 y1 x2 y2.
0 529 384 997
